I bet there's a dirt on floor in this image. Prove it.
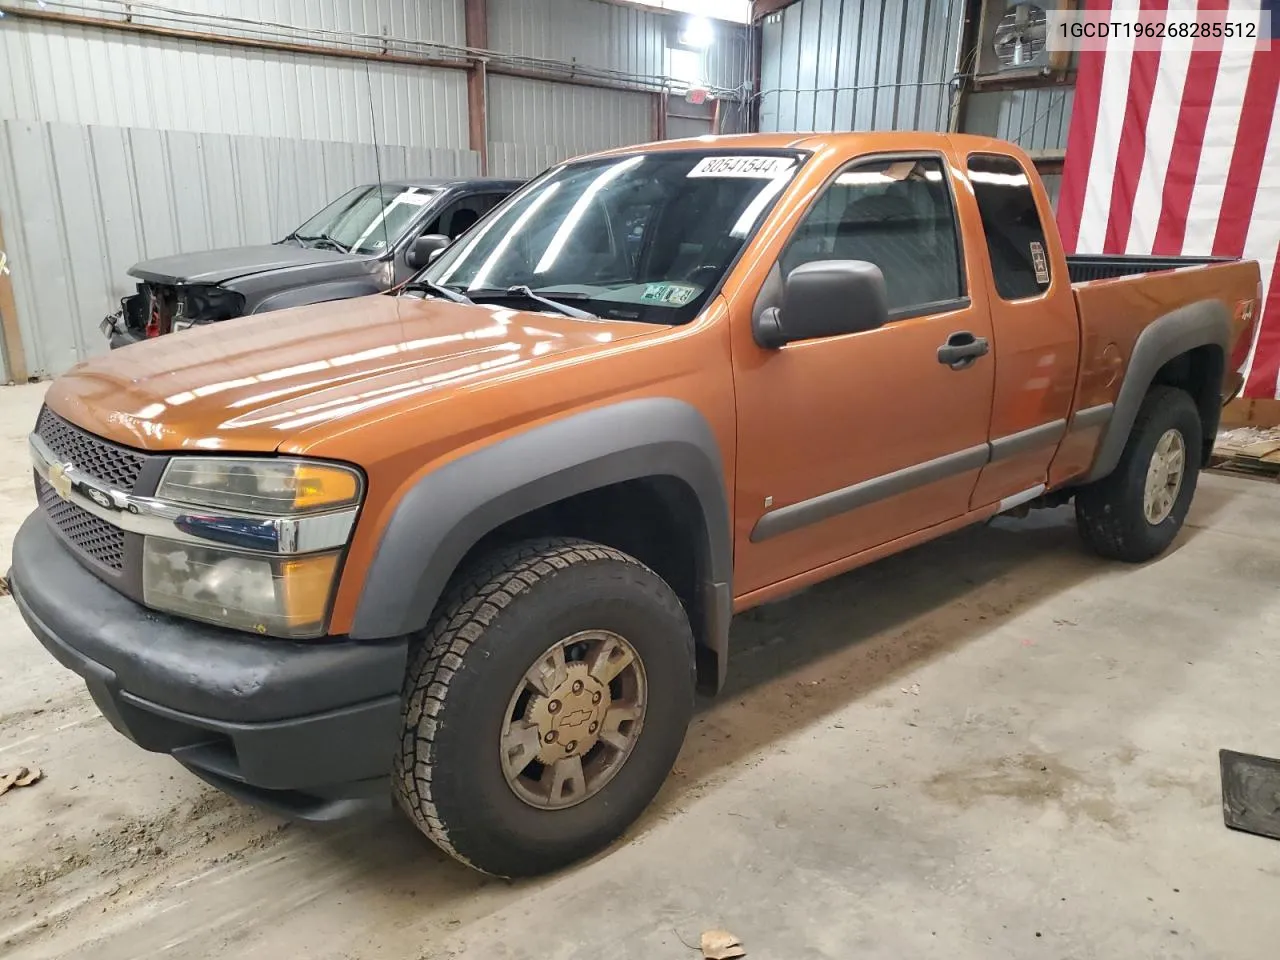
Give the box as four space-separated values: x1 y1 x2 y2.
4 379 1280 959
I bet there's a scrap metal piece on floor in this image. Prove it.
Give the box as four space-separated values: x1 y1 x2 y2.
1220 749 1280 840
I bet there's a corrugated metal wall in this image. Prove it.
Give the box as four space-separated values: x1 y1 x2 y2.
488 0 750 94
755 0 1076 157
758 0 964 134
963 87 1074 154
486 75 653 177
0 0 756 377
3 0 467 45
0 17 470 148
0 118 475 377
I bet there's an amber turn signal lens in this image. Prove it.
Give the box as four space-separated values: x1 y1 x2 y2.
294 464 361 511
279 553 342 629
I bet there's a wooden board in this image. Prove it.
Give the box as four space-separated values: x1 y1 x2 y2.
1221 398 1280 429
1211 425 1280 480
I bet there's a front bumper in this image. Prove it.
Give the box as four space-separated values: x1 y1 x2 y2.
9 512 408 820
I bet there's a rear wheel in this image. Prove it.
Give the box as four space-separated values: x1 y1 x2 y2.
1075 385 1202 562
394 538 696 877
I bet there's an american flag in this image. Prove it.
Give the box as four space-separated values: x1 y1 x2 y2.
1058 0 1280 397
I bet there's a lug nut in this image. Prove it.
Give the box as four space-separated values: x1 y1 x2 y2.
588 722 599 733
564 741 578 753
591 691 602 704
572 680 584 694
548 700 561 714
544 731 557 744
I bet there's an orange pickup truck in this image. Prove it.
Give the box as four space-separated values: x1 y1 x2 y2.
10 132 1261 877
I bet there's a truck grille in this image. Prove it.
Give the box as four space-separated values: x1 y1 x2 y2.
35 406 146 493
36 475 126 570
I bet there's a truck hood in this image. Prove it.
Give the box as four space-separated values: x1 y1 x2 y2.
128 244 368 285
45 295 657 453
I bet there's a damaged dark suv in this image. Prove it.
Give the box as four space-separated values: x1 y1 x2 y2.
102 176 522 348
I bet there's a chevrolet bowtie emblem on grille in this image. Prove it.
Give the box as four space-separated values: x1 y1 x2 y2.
47 462 73 501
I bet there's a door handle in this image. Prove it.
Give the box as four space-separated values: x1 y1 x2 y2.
937 331 990 370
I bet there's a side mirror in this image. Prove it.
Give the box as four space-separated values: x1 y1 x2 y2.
406 233 450 270
755 260 889 348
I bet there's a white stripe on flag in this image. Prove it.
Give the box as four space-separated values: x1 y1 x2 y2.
1125 19 1192 255
1076 0 1140 254
1238 94 1280 390
1180 0 1262 256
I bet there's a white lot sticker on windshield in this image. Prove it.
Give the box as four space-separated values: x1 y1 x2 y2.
688 156 794 179
642 282 700 305
395 190 434 206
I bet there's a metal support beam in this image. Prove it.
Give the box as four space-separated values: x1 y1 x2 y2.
0 4 673 97
0 212 29 383
464 0 489 175
1029 150 1066 176
0 3 468 70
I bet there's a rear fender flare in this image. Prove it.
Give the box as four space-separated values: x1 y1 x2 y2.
1086 299 1230 482
349 398 733 686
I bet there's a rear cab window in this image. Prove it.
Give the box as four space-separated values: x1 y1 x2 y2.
781 156 966 320
966 153 1052 301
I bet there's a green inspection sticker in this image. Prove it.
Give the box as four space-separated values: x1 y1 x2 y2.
641 282 700 306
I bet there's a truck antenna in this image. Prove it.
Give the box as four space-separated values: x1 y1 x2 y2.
364 60 390 253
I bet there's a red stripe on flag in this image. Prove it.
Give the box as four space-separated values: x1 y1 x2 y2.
1150 0 1229 255
1244 255 1280 397
1055 0 1112 253
1102 0 1167 254
1212 49 1280 257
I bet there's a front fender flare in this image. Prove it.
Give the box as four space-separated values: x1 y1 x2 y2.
349 398 732 682
1086 299 1229 482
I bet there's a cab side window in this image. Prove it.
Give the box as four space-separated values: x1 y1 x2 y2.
967 153 1050 301
781 157 964 316
423 194 502 240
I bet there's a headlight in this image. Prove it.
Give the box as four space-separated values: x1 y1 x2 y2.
158 458 361 514
143 541 341 638
178 285 245 324
143 457 363 638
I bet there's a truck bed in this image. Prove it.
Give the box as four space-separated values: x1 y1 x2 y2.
1067 253 1235 284
1068 256 1259 415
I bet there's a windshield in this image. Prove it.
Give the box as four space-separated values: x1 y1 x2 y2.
288 185 439 255
422 151 804 324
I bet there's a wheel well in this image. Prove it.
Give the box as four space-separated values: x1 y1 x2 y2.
454 477 718 691
1151 344 1224 464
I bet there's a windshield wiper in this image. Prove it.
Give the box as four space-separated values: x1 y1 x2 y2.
402 280 474 304
292 233 350 253
468 286 598 320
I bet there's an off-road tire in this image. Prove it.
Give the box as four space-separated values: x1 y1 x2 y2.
1075 385 1202 562
394 537 696 877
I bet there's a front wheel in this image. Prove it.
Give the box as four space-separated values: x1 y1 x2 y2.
394 538 696 877
1075 385 1202 562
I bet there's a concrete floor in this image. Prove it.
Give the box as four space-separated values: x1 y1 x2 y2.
2 379 1280 959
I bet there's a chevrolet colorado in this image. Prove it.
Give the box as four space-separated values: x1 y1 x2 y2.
10 133 1261 877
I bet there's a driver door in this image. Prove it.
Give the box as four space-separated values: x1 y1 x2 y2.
731 153 997 598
